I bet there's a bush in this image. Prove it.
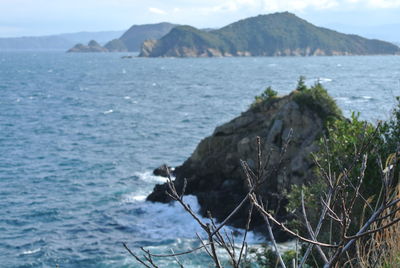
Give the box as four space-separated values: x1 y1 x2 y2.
252 86 278 107
296 76 307 92
293 82 342 121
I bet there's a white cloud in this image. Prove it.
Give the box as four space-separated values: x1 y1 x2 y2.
148 7 167 15
260 0 339 11
366 0 400 8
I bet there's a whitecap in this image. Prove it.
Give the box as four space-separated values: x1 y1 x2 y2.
22 248 40 255
334 97 349 101
362 96 373 99
124 195 147 203
124 96 131 100
16 98 21 102
103 109 113 114
316 77 332 83
134 171 169 184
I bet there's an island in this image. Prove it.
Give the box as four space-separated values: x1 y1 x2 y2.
139 12 400 57
67 40 108 53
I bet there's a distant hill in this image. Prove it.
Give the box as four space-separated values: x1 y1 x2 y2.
0 30 124 51
139 12 400 57
104 22 177 52
67 22 177 53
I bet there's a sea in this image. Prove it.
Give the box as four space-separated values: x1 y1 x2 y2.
0 52 399 268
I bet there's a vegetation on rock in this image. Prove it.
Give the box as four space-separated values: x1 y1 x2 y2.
252 86 279 107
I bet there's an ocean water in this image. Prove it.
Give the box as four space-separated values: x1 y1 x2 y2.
0 52 399 267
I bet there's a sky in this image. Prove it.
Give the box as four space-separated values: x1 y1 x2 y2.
1 0 400 40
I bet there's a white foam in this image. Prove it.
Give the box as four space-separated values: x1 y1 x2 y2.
135 171 169 184
316 77 332 83
127 192 263 244
362 96 372 99
124 195 147 203
122 170 264 252
103 109 113 114
124 96 131 100
22 248 41 255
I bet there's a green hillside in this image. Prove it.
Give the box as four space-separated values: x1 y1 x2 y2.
140 12 400 57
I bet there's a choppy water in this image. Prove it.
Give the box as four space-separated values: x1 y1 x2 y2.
0 52 399 267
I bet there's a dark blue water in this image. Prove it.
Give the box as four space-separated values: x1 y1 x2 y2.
0 52 399 267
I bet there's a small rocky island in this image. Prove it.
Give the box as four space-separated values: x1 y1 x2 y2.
67 40 108 53
139 12 400 57
147 84 342 239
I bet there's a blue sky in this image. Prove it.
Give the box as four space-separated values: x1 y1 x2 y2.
1 0 400 39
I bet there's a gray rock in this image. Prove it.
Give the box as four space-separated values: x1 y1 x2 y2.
147 92 339 240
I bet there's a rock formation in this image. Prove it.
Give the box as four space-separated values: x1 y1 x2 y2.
147 87 342 239
67 40 108 53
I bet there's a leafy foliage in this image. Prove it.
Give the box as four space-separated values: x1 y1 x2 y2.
296 76 307 91
293 81 342 121
287 98 400 262
252 86 278 107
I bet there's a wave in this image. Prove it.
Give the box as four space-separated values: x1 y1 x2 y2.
103 109 113 114
135 171 170 184
21 248 41 255
335 96 374 104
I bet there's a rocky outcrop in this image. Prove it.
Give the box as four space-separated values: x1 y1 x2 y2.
147 90 341 238
67 40 108 53
139 40 157 57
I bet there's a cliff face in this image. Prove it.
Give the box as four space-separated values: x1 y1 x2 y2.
140 12 400 57
147 89 341 236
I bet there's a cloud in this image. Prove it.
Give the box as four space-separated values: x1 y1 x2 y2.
366 0 400 8
148 7 167 15
179 0 400 14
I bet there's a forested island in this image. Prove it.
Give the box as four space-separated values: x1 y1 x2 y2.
140 12 400 57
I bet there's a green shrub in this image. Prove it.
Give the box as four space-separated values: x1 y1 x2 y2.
252 86 278 107
296 76 307 92
293 82 342 121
